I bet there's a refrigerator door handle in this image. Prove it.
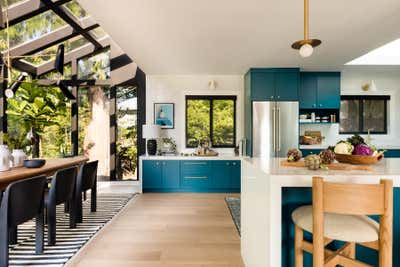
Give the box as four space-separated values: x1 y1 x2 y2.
272 107 276 153
277 106 281 152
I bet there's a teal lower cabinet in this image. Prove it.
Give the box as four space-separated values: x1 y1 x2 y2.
384 150 400 158
300 149 322 157
142 160 241 193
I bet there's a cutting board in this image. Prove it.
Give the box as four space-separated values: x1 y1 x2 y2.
281 160 374 171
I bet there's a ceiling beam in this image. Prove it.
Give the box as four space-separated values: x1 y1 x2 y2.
0 0 72 30
40 0 102 49
37 35 111 75
11 59 37 76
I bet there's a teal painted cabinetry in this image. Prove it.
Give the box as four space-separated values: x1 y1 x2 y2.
244 68 300 156
299 72 341 109
142 160 179 189
211 160 241 188
142 160 241 192
247 68 299 101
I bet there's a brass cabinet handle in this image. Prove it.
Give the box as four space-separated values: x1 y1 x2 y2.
183 162 207 165
184 176 208 179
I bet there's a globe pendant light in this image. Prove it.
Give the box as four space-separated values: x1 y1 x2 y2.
291 0 321 57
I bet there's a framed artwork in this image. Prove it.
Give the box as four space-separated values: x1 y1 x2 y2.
154 103 175 129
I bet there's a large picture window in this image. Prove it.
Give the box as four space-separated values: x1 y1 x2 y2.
340 95 390 134
186 95 236 148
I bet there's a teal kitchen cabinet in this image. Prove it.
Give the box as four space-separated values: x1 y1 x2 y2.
275 71 299 101
299 72 341 109
246 68 300 101
181 161 211 189
142 160 179 190
142 160 241 192
251 71 275 100
142 160 162 188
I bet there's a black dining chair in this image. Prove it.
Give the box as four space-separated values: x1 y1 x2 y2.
45 166 78 246
0 176 47 267
76 161 98 223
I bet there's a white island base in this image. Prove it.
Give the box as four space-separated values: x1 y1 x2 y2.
241 157 400 267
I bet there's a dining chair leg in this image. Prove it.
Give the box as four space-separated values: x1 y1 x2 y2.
91 179 97 213
83 191 87 201
64 202 70 213
69 199 76 229
35 209 44 254
0 216 9 267
9 226 17 245
47 204 57 246
76 192 83 223
294 225 303 267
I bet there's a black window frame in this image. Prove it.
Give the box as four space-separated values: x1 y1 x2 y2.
339 95 390 135
185 95 237 148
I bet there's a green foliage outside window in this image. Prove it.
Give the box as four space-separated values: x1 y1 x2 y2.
6 81 71 157
212 99 235 146
186 97 236 148
186 99 210 147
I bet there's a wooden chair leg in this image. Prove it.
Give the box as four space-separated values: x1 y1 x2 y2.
348 242 356 259
294 225 303 267
35 209 44 254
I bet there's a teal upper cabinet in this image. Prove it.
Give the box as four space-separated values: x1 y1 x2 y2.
252 71 275 100
246 68 299 101
299 72 341 109
275 72 299 101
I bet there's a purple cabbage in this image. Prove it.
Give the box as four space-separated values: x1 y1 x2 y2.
353 144 373 156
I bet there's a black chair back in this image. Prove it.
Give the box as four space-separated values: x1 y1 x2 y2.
1 176 46 227
78 161 98 192
49 166 77 206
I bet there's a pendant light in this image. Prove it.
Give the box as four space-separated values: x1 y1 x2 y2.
291 0 321 57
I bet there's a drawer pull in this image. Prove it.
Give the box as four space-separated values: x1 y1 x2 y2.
183 162 208 165
233 162 237 165
184 176 208 179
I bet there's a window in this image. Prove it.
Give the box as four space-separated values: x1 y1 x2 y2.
78 48 111 80
186 96 236 148
340 95 390 134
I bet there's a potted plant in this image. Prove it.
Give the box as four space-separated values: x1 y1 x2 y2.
2 131 32 167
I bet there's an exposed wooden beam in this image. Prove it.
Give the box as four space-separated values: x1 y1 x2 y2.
11 59 37 76
41 0 102 49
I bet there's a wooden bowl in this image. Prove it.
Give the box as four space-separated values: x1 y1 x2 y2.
335 153 384 165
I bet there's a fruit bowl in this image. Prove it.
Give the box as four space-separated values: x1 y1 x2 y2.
335 153 384 165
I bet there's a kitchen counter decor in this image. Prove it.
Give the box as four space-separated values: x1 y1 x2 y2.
333 134 384 165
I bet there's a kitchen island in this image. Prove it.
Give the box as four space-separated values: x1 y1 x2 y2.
241 157 400 267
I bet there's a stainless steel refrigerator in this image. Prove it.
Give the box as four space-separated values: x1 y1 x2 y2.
252 101 299 158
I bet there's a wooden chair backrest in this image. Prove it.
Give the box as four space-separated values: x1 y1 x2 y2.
312 176 392 216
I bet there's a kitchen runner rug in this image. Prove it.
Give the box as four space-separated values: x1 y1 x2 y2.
8 193 136 267
225 197 241 236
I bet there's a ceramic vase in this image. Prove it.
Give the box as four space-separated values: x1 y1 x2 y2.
12 149 27 167
0 145 12 172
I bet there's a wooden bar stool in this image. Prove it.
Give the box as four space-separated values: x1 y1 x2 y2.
292 176 393 267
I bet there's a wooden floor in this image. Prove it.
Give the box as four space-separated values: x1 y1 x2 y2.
68 193 244 267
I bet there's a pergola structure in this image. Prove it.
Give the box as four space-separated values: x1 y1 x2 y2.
0 0 146 180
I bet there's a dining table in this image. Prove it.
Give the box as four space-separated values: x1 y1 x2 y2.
0 156 89 191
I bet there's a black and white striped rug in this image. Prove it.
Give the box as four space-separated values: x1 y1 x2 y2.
8 193 136 267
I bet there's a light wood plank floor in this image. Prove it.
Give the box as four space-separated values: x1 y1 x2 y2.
67 193 244 267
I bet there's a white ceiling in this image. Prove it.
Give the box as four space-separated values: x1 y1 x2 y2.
78 0 400 75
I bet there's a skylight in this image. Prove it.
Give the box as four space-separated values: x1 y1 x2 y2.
346 38 400 65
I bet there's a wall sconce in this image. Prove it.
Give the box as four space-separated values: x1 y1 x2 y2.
208 80 217 90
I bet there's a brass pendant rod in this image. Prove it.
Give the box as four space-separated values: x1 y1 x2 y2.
304 0 309 41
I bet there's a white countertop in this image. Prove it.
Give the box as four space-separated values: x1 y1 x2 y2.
241 157 400 267
140 155 242 161
243 157 400 176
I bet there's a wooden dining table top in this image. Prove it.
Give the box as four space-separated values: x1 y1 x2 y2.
0 156 89 191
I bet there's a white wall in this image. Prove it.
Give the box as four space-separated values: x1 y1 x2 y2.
146 75 244 154
300 68 400 149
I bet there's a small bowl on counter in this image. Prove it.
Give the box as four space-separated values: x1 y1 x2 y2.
23 159 46 168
